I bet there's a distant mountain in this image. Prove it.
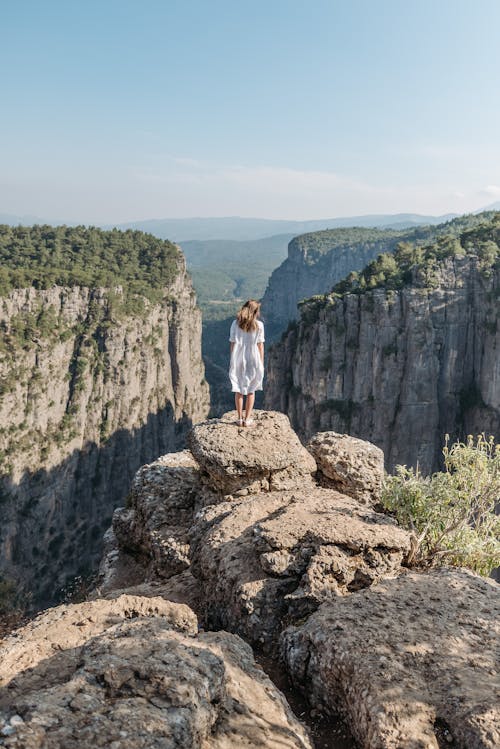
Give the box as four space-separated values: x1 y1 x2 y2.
477 201 500 212
0 211 477 242
0 212 49 225
113 213 459 242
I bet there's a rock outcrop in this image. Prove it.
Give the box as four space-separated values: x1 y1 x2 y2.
0 264 209 608
283 568 500 749
188 411 317 494
191 486 411 645
94 409 499 748
265 253 500 473
97 411 410 649
307 431 384 504
0 595 312 748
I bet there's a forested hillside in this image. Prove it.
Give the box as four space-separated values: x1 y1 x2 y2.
0 225 209 611
182 234 291 311
0 225 180 303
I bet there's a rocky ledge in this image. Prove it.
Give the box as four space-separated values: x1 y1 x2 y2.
0 595 311 748
2 411 498 749
283 567 499 749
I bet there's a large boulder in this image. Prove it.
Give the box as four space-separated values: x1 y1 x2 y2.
307 431 384 504
0 599 312 749
191 486 411 645
188 411 316 495
282 567 500 749
110 450 216 582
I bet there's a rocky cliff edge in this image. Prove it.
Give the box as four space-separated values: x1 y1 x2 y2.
1 411 498 749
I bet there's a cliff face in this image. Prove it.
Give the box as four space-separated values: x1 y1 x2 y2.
0 260 209 608
260 214 498 339
265 257 500 473
261 230 405 335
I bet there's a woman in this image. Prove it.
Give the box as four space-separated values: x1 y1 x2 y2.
229 299 265 426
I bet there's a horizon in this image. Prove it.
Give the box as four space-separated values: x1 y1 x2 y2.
3 0 500 222
3 205 500 230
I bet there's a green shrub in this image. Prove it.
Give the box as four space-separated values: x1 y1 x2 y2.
382 434 500 576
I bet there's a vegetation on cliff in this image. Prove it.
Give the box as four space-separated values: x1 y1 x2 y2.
292 210 500 266
382 434 500 576
0 224 182 304
296 213 500 324
331 213 500 295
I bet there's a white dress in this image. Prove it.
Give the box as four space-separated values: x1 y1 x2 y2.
229 319 265 395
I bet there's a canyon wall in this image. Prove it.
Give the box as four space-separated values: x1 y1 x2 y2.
265 256 500 473
261 214 496 339
0 260 209 608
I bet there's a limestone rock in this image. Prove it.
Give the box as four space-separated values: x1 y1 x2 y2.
0 605 312 748
91 526 148 596
265 255 500 474
282 567 500 749
307 431 384 503
0 267 210 610
188 410 316 494
261 228 409 333
191 486 411 645
111 450 215 581
99 572 202 612
0 595 197 690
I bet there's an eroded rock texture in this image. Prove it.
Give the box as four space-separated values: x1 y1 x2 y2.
265 256 500 473
0 265 209 608
188 410 316 494
191 486 410 645
283 568 500 749
0 597 312 749
97 411 410 647
92 410 499 749
307 431 384 504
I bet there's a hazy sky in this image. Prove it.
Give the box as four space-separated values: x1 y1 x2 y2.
2 0 500 222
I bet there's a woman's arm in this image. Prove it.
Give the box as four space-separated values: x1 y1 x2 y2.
257 342 264 363
230 342 235 353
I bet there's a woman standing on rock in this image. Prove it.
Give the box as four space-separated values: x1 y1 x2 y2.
229 299 265 427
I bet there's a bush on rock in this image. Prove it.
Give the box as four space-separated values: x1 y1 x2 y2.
381 434 500 575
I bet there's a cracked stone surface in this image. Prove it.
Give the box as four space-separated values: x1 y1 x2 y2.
92 411 499 748
188 411 317 495
282 567 500 749
307 431 384 504
191 487 411 645
109 450 217 583
0 600 312 748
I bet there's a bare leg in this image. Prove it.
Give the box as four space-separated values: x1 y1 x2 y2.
235 392 244 421
244 393 255 423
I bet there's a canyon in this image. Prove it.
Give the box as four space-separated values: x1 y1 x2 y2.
261 212 498 339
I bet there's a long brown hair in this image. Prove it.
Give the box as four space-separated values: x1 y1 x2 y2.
237 299 261 332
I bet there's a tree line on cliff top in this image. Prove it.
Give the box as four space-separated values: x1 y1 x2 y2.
331 213 500 295
0 225 181 303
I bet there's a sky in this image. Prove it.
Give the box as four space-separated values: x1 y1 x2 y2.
2 0 500 223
